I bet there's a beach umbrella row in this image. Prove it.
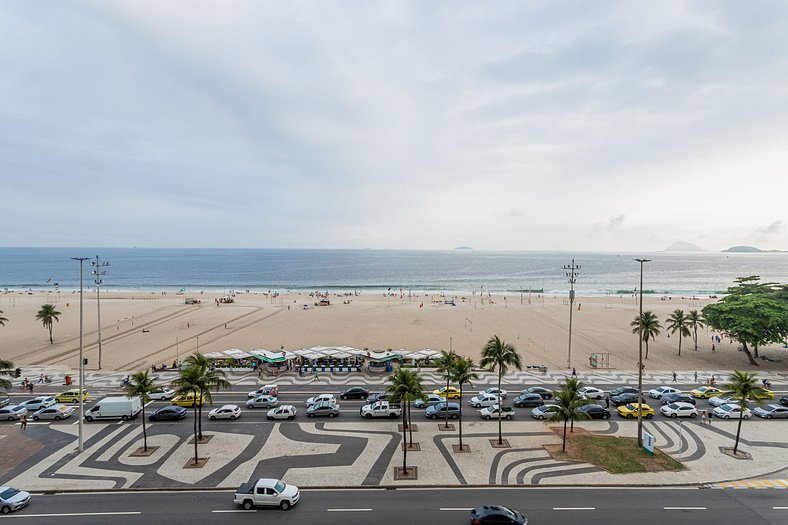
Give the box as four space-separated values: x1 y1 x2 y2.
204 346 442 362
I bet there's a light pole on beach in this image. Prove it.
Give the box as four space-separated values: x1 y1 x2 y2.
634 258 651 447
72 256 90 453
90 255 110 370
562 259 580 369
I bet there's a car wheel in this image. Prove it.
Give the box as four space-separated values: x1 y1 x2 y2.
280 500 291 511
766 415 772 419
690 413 697 418
122 415 130 421
209 416 215 420
724 415 730 419
485 415 491 420
33 415 40 421
288 416 294 420
361 394 368 399
389 413 397 419
646 414 653 419
364 414 372 419
603 414 610 419
744 415 750 420
341 395 346 400
308 413 315 418
505 415 513 421
451 414 459 419
329 413 336 418
671 413 677 418
267 416 273 420
538 415 545 420
230 415 237 420
429 414 436 419
1 505 11 514
243 500 254 510
85 415 93 422
626 414 633 419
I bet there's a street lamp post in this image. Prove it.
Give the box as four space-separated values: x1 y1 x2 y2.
562 259 580 369
72 256 90 453
634 258 651 447
90 255 110 370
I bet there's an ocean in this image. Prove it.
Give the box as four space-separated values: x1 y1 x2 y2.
1 248 786 296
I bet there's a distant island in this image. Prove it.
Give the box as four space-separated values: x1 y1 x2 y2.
664 241 705 252
454 246 473 251
722 245 787 253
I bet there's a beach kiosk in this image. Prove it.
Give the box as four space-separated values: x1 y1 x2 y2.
366 350 399 374
252 348 292 376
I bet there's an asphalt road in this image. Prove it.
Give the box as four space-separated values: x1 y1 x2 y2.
6 487 787 524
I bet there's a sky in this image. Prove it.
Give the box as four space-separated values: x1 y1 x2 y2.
1 1 787 252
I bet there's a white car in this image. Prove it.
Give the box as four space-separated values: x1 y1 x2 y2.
31 404 75 421
19 396 56 412
305 394 336 407
0 405 27 421
531 404 560 420
578 387 605 400
709 395 743 408
148 387 175 401
713 404 752 420
267 405 297 420
208 404 241 420
660 402 697 419
480 404 516 420
0 486 31 514
478 387 508 399
648 386 680 400
246 395 278 409
469 393 501 408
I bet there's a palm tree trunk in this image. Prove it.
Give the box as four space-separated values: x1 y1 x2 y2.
497 370 503 445
678 336 681 356
458 384 463 449
402 406 407 474
645 339 649 359
192 403 199 464
444 378 450 429
407 401 413 446
142 402 148 451
693 327 698 351
48 323 53 344
734 409 744 455
562 418 568 451
197 390 203 439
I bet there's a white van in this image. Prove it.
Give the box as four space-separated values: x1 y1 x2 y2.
84 396 142 421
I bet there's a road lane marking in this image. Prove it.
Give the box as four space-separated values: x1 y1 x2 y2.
211 510 256 513
553 507 596 510
327 508 372 512
440 508 474 511
6 512 141 518
664 507 706 510
774 507 788 510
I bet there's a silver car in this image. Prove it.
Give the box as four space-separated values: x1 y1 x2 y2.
19 396 56 412
307 401 340 418
0 405 27 421
32 404 75 421
0 487 31 514
753 404 788 419
414 393 444 409
247 395 278 409
148 387 175 401
531 404 560 420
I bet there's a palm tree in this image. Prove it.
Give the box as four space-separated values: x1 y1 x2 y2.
687 310 706 351
724 371 767 455
387 368 425 476
0 359 15 392
631 311 661 359
183 352 231 439
665 309 691 356
562 377 585 432
36 304 61 344
0 310 8 326
172 365 203 465
125 370 156 452
479 335 522 445
450 357 479 452
434 350 457 429
546 381 590 451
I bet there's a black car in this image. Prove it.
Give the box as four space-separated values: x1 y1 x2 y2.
471 505 527 525
609 386 639 397
513 393 544 408
661 393 696 406
340 387 370 400
149 406 187 421
780 396 788 407
368 392 390 403
577 404 611 419
611 392 640 406
526 387 553 400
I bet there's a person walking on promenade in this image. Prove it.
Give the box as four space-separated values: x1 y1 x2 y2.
20 415 27 430
672 371 677 383
707 410 713 425
700 411 707 425
694 371 698 382
605 395 610 409
571 367 577 378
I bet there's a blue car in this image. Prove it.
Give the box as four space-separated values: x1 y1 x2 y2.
425 402 460 419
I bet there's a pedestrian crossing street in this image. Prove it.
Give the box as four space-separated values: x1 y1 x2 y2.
713 479 788 489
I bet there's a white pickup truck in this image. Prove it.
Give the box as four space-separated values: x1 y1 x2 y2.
359 401 402 419
234 478 300 510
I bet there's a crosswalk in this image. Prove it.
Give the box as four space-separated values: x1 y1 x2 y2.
714 479 788 489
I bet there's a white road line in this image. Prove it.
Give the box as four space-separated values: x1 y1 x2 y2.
774 507 788 510
6 511 142 518
211 510 256 513
553 507 596 510
327 508 373 512
664 507 707 510
440 508 474 511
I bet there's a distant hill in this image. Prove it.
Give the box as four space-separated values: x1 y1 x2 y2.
454 246 473 251
665 241 704 252
723 245 786 253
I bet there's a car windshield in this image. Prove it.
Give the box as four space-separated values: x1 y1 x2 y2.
274 481 286 493
0 488 19 499
667 403 679 409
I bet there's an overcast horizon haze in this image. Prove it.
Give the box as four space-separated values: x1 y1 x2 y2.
2 1 787 252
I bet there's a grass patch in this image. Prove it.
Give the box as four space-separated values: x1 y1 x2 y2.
545 431 684 474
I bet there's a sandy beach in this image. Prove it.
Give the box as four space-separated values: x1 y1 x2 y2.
1 290 785 374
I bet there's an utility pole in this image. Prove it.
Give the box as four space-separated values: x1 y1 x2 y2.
91 255 110 370
72 256 90 453
562 258 580 369
634 258 651 447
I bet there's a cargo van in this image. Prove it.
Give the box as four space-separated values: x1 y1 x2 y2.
84 396 142 421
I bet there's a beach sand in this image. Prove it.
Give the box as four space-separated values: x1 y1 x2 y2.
1 291 785 373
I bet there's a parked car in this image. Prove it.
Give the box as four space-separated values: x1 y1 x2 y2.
425 402 460 419
713 404 751 419
267 405 297 420
617 403 654 419
648 386 680 400
247 385 279 398
0 486 31 514
525 386 553 400
531 404 560 420
247 395 278 409
469 393 501 408
471 505 527 525
31 404 75 421
611 393 640 407
478 387 508 399
0 405 27 421
480 404 516 420
660 402 698 419
661 393 696 406
432 387 461 399
19 396 56 412
208 404 241 420
234 478 300 510
148 387 176 401
55 389 89 403
513 393 544 408
148 406 187 421
690 386 724 399
578 387 605 400
577 404 610 419
609 386 639 397
709 395 744 408
0 396 10 409
305 394 336 407
307 401 340 418
753 404 788 419
414 393 444 409
340 387 369 400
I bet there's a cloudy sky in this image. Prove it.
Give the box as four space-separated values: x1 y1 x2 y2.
1 1 787 251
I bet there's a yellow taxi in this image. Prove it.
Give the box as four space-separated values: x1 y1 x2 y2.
690 386 723 399
617 403 654 419
433 386 462 399
171 392 204 407
55 388 89 403
752 388 774 400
